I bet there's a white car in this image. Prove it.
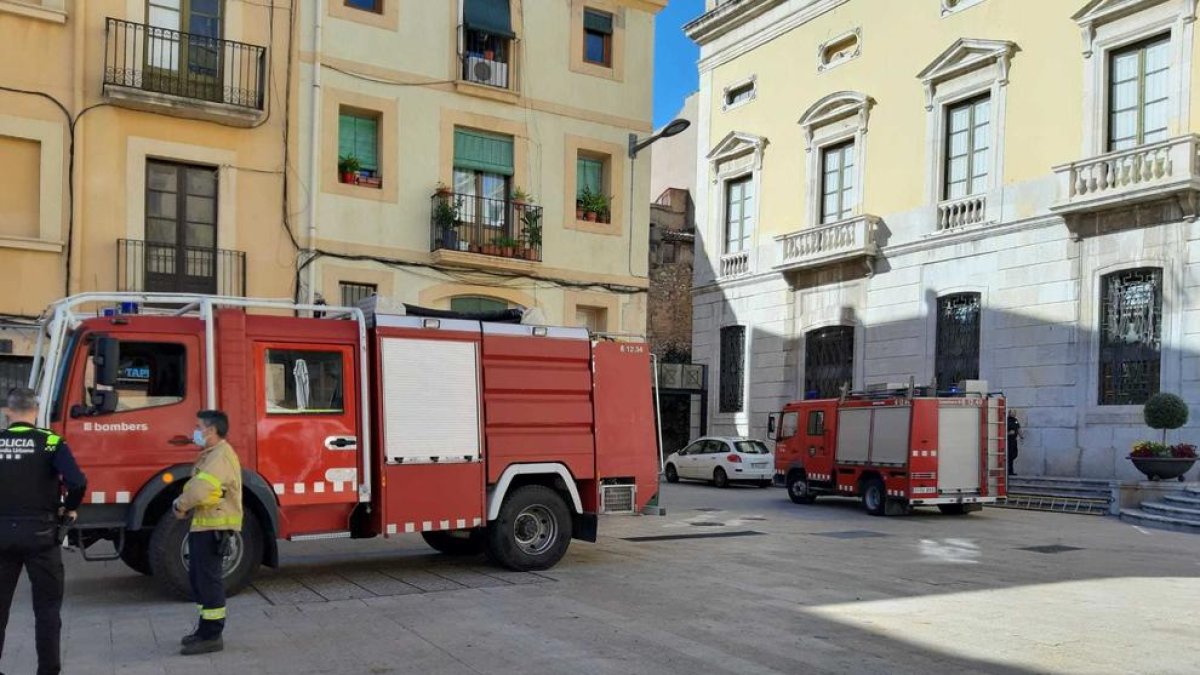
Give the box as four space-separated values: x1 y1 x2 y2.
663 437 775 488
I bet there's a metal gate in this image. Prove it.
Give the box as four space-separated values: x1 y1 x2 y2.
804 326 854 399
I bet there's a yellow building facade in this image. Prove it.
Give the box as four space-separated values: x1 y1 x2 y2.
0 0 295 384
295 0 662 332
689 0 1200 479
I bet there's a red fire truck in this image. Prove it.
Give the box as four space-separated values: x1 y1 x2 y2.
770 381 1006 516
26 293 659 598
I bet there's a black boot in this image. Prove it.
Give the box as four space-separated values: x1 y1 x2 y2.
181 631 202 646
180 636 223 655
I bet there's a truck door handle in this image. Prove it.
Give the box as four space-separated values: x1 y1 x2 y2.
168 435 192 446
325 436 358 450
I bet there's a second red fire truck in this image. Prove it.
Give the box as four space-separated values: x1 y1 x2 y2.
27 293 659 597
771 381 1006 516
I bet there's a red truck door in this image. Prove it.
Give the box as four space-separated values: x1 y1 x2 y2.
252 343 361 512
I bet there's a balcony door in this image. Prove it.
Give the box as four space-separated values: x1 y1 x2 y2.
145 0 224 102
145 160 218 295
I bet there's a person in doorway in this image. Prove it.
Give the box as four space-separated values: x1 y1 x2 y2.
1007 410 1023 476
172 410 242 656
0 388 87 675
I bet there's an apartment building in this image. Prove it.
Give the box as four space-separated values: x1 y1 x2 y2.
687 0 1200 480
0 0 294 386
294 0 663 332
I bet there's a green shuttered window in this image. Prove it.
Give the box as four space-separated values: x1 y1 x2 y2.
577 157 603 199
453 129 514 175
338 111 379 172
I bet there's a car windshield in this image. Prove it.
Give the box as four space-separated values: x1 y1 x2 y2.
734 441 770 455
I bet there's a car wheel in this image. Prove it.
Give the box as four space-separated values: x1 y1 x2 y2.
861 478 886 517
484 485 573 571
422 529 485 555
149 509 263 601
713 467 729 489
938 504 970 516
786 472 817 505
664 464 679 483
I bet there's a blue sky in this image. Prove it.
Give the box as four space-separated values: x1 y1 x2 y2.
653 0 704 128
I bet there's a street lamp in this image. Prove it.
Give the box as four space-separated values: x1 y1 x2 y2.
628 118 691 158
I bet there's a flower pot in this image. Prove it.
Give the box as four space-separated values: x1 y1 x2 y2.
576 206 585 220
483 245 499 256
525 249 538 261
341 171 356 184
469 243 481 253
484 50 495 60
1129 456 1197 481
501 246 515 258
586 212 598 222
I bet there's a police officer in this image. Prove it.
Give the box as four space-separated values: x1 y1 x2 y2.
0 387 87 675
173 409 241 656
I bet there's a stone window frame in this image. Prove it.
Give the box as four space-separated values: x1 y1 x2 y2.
816 27 861 73
922 285 992 389
797 317 864 397
917 39 1016 228
940 0 987 17
706 131 768 278
1073 0 1197 158
797 91 873 229
570 0 626 82
0 115 65 252
721 74 757 112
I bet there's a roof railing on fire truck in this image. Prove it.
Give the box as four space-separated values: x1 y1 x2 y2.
839 377 995 403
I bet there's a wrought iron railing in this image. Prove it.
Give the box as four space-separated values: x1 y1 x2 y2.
430 192 542 262
103 17 266 110
117 239 247 296
459 28 512 89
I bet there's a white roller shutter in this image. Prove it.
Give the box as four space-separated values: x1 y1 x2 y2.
380 337 480 463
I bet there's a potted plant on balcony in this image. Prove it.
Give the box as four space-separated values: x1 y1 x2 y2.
1129 393 1196 481
435 181 453 198
496 236 518 258
482 237 500 256
433 194 462 251
512 187 531 208
580 187 610 223
521 209 542 260
338 154 361 185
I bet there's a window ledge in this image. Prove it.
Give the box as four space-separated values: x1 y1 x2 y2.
454 80 521 105
0 1 66 24
567 218 621 236
0 236 64 253
431 249 539 273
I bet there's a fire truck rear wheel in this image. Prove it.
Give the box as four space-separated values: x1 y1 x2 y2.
485 485 572 572
148 509 264 601
422 530 485 556
786 472 817 505
119 531 153 576
861 478 887 517
938 504 970 516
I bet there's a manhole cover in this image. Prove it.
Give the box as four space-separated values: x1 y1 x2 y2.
817 530 888 539
623 531 766 543
1020 544 1084 554
689 521 724 527
692 508 721 512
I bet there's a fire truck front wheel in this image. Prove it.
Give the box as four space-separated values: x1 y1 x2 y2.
119 531 153 576
148 509 264 600
486 485 573 572
786 472 817 505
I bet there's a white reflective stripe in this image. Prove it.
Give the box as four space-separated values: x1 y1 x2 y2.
472 517 482 527
422 521 433 532
273 484 285 495
386 524 397 535
333 482 345 493
293 483 306 494
456 519 466 529
439 520 450 530
91 492 106 504
405 523 415 533
313 482 326 494
116 491 131 504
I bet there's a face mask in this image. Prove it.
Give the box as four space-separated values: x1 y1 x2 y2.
192 429 206 447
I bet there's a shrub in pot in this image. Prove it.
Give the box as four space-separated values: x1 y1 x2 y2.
1130 393 1194 481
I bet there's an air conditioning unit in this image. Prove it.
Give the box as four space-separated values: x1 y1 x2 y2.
465 56 508 88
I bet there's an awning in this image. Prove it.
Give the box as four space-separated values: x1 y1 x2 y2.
464 0 515 39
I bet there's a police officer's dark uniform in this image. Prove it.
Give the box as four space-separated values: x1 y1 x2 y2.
0 412 86 675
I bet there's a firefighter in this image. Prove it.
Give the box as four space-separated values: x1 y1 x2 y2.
0 387 87 675
172 409 242 656
1007 410 1022 476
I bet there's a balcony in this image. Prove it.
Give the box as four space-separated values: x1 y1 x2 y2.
117 239 246 296
774 215 881 277
1052 135 1200 234
460 28 512 90
719 250 750 279
937 194 988 231
102 18 266 127
430 192 542 268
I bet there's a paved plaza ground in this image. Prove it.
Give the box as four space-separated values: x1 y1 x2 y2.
3 483 1199 674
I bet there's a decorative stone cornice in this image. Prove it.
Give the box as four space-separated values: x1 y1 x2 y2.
916 38 1019 111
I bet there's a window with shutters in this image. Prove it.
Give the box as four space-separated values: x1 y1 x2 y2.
576 152 611 224
1099 268 1162 405
583 9 613 67
1108 35 1170 151
345 0 381 12
935 293 981 388
460 0 516 90
453 127 514 230
338 108 381 188
719 325 746 413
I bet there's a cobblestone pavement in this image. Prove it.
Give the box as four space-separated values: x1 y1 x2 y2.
3 483 1200 674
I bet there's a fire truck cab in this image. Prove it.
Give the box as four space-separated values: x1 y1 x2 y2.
770 381 1006 516
27 293 659 598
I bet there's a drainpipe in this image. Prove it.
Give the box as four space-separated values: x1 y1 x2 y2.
70 0 86 296
305 0 324 306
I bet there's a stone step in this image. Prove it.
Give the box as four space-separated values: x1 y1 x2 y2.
1119 508 1200 534
1140 501 1200 523
1162 493 1200 508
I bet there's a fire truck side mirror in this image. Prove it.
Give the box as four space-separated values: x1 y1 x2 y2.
90 389 119 415
767 414 778 441
93 335 120 387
